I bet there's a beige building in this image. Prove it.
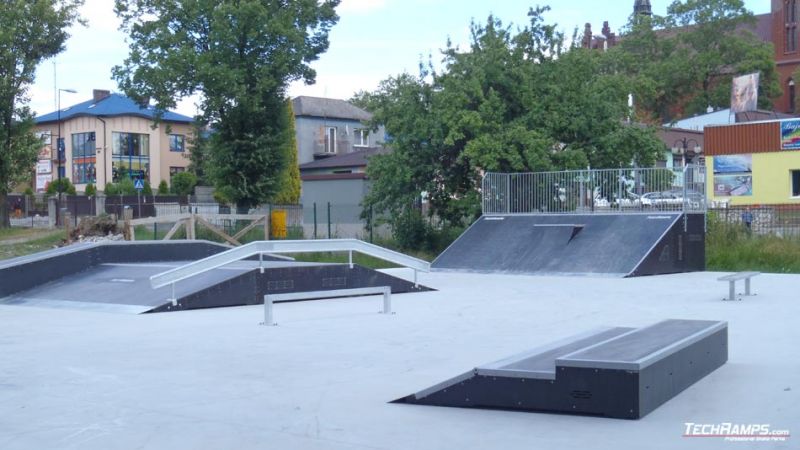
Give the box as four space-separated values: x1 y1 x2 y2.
33 89 194 192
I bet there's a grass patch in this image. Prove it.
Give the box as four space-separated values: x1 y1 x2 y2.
707 232 800 273
706 213 800 274
0 231 65 261
0 227 52 240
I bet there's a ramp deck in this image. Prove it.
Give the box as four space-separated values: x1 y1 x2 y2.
432 213 705 277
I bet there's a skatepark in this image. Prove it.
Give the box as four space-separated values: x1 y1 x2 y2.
0 167 796 449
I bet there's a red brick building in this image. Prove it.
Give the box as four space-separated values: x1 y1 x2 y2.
583 1 800 114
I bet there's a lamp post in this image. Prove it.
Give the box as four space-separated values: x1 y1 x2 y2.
673 137 700 168
56 88 77 202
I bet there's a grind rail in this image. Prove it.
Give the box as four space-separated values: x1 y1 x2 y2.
150 239 431 297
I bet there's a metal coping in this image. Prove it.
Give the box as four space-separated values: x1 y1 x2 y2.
150 239 431 289
556 320 728 371
475 327 634 380
412 370 476 401
0 239 230 271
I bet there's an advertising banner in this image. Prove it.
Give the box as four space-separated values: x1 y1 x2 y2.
781 119 800 149
713 154 752 197
730 73 759 113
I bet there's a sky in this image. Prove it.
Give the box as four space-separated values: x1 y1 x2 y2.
29 0 769 118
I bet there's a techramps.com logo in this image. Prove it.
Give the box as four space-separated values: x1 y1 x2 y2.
683 423 791 442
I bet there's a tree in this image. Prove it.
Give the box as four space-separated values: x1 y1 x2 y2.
171 171 197 197
113 0 339 208
0 0 83 227
612 0 779 122
360 9 665 235
273 100 301 204
157 180 169 195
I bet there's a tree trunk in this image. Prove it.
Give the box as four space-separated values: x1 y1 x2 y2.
0 192 9 228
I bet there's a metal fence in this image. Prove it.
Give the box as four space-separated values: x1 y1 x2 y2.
708 205 800 239
482 165 707 215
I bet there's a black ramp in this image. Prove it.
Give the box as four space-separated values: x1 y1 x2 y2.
394 319 728 419
432 213 698 276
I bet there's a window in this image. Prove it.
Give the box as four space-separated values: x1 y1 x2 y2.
787 0 798 53
112 132 150 182
169 166 186 177
324 127 337 153
792 170 800 197
354 128 369 147
71 132 96 184
169 134 185 152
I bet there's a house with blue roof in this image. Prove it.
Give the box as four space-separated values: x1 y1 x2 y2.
33 89 194 192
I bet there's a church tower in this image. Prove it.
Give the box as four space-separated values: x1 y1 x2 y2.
634 0 652 17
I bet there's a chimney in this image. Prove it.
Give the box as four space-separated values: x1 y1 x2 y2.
93 89 111 102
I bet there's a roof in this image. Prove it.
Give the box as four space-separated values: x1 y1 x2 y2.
292 96 372 121
753 12 772 43
35 93 193 124
299 147 385 171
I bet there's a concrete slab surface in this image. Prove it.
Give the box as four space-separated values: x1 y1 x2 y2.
0 270 797 450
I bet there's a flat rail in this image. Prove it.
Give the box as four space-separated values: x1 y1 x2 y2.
262 286 392 325
150 239 430 290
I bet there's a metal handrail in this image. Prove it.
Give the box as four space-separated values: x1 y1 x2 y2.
149 239 430 290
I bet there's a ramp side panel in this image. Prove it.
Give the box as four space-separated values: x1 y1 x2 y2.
432 214 682 275
631 213 706 276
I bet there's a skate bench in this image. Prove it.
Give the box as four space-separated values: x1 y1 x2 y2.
718 272 760 301
260 286 392 325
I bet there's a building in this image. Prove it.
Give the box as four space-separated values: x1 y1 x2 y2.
704 118 800 205
584 2 800 114
292 96 385 165
33 89 194 192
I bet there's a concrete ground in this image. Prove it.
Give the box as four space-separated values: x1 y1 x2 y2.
0 269 797 450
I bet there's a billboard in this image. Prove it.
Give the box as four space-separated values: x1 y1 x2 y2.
713 154 752 197
781 119 800 149
730 73 759 113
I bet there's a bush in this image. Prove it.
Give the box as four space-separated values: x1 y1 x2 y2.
171 172 197 197
84 183 96 196
104 182 119 196
117 178 137 195
45 178 77 195
23 187 33 196
157 180 169 195
142 182 153 196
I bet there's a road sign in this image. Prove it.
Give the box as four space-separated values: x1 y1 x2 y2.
134 179 145 191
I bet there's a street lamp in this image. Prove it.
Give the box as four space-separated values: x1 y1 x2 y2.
673 137 700 168
56 88 77 202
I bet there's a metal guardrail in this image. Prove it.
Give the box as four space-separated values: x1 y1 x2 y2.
482 165 707 215
149 239 430 292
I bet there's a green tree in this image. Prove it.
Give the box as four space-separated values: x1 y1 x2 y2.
273 100 301 204
171 171 197 197
157 180 169 195
613 0 779 121
360 9 665 236
45 178 76 195
0 0 83 227
112 0 339 208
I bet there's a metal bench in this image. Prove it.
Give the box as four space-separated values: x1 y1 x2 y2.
261 286 392 325
718 272 760 301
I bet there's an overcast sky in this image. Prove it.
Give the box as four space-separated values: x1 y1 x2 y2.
29 0 769 117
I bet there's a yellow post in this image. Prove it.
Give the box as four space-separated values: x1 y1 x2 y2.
270 209 287 239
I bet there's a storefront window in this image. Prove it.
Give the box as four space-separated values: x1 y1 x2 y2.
72 132 96 184
112 132 150 182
